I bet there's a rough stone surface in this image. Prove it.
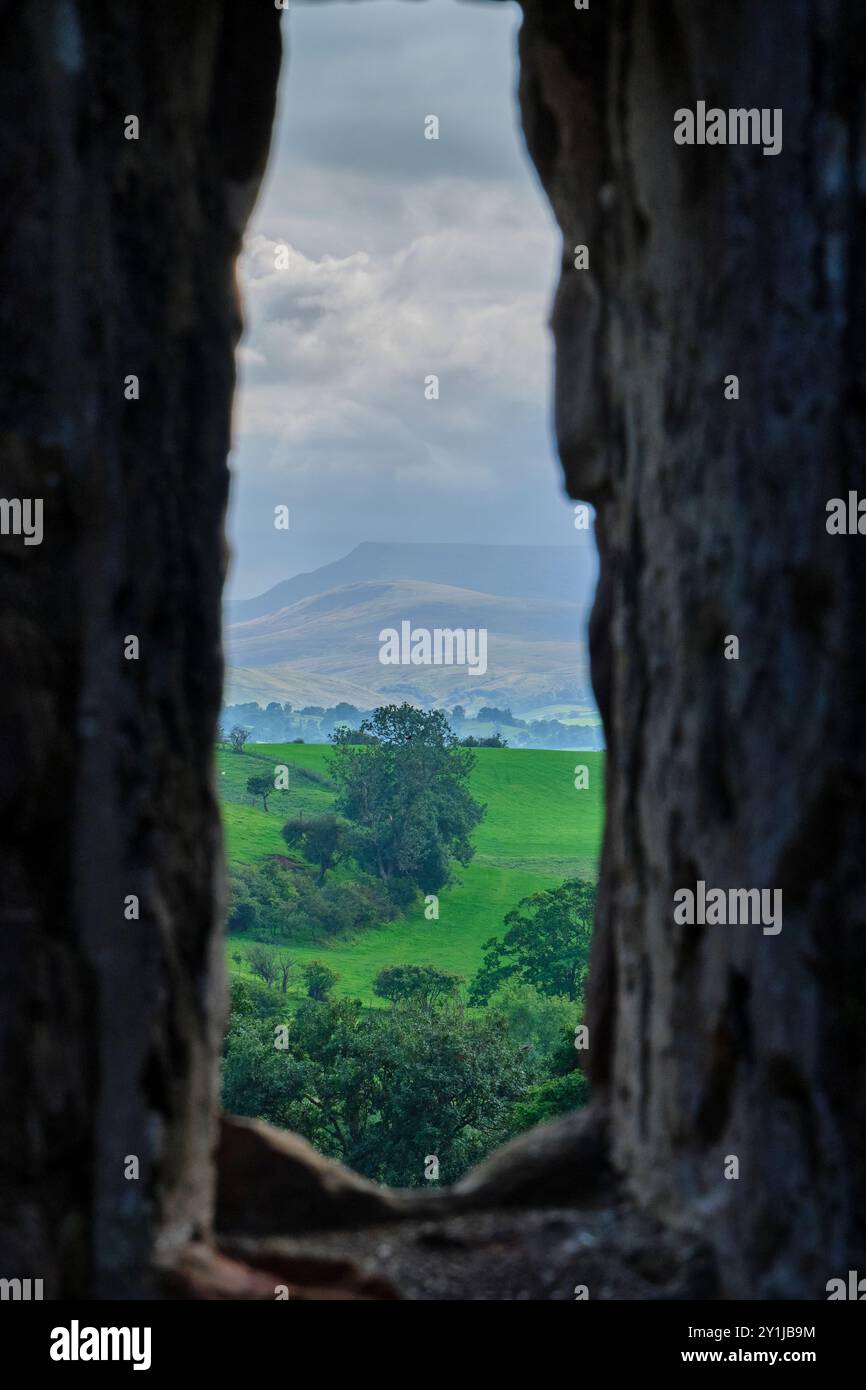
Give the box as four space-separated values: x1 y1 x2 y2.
218 1204 717 1302
1 0 863 1302
216 1106 609 1237
451 1099 609 1208
217 1115 427 1234
0 4 281 1297
518 0 866 1296
165 1240 401 1301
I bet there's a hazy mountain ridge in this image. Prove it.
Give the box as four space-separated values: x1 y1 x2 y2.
226 540 596 620
223 542 595 712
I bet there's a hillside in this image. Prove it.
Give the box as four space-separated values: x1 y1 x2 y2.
225 539 597 622
225 577 588 711
220 741 604 1003
223 541 597 713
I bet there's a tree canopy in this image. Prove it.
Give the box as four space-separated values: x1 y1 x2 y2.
373 964 463 1006
246 774 272 812
469 877 596 1005
328 704 485 898
223 995 534 1186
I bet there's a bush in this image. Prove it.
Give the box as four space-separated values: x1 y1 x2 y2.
304 961 338 1000
228 893 258 934
509 1070 588 1133
227 974 282 1023
485 979 576 1072
374 964 463 1005
227 861 300 941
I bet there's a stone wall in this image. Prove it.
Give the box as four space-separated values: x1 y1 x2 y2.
0 2 281 1297
518 0 866 1296
1 0 862 1299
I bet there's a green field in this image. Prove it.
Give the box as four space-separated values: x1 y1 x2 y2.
220 742 604 1004
520 702 603 726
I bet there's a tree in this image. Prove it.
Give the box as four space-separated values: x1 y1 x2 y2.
329 704 485 898
476 706 519 726
228 897 257 934
221 996 536 1186
338 727 377 745
304 961 338 1001
282 813 346 884
320 702 360 734
484 978 576 1065
246 943 277 988
509 1071 588 1135
469 877 596 1005
229 725 250 753
275 952 294 994
246 773 273 812
373 964 463 1006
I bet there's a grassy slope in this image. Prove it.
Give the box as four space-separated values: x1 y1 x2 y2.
220 743 604 1005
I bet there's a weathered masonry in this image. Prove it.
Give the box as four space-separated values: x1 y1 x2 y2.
0 0 862 1300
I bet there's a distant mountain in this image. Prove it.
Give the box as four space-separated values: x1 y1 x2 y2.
225 540 596 622
223 542 595 713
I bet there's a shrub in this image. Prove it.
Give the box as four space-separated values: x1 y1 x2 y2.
509 1070 588 1133
304 961 338 1000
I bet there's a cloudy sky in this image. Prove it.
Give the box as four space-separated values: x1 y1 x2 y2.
227 0 575 601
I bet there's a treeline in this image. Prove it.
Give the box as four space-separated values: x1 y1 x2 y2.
222 876 595 1186
220 701 365 744
220 699 604 750
220 703 597 1182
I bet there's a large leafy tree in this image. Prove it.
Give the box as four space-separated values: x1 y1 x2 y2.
222 995 535 1187
469 877 597 1005
329 704 484 897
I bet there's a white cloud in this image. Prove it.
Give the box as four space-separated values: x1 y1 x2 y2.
236 197 554 473
225 0 577 601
